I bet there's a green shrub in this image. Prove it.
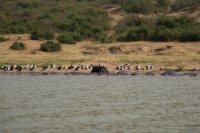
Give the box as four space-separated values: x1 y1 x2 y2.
0 36 8 42
31 31 54 40
121 0 155 14
57 34 76 44
171 0 200 11
115 15 200 42
178 29 200 42
156 0 170 7
156 17 178 29
117 27 152 42
10 42 26 50
56 8 110 41
135 27 152 40
126 30 139 41
150 29 179 42
40 41 61 52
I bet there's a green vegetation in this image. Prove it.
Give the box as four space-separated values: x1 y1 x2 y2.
171 0 200 11
30 31 54 40
57 34 76 44
116 16 200 42
111 0 200 13
40 41 61 52
0 0 110 43
0 0 200 43
10 42 26 50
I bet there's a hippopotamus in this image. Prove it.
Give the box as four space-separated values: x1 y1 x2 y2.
91 66 109 74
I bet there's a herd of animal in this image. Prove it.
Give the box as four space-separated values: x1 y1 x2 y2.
0 63 154 72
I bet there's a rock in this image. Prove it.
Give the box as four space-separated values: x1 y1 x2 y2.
91 66 109 74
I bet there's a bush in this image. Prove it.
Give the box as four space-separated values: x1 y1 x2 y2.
178 29 200 42
117 26 152 42
115 16 200 42
171 0 200 11
57 34 76 44
40 41 61 52
150 29 179 42
156 0 170 7
31 31 54 40
0 36 8 42
135 27 152 40
156 17 178 29
126 30 139 41
121 0 155 14
10 42 26 50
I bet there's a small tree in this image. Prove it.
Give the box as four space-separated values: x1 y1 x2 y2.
40 41 61 52
10 42 26 50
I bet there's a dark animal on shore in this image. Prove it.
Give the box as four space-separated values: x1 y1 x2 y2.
91 66 109 74
29 64 36 71
57 66 62 70
10 65 15 71
42 66 49 70
68 65 74 70
16 66 23 71
74 66 80 71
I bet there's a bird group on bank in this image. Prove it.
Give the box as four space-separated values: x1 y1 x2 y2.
0 64 95 72
0 64 37 71
0 63 154 72
115 63 154 71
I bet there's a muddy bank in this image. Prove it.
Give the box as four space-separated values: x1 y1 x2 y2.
0 70 200 77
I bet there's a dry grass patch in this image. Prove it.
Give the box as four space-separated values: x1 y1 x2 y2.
0 35 200 66
82 44 109 54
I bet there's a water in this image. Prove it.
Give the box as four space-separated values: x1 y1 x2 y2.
0 74 200 133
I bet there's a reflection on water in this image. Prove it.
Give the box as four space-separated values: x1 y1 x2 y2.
0 75 200 133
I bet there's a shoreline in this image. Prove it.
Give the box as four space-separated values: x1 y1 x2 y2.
1 62 200 77
1 69 200 77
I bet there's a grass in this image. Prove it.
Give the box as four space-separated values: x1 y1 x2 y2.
0 34 200 67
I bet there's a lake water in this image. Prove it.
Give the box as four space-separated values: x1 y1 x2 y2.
0 74 200 133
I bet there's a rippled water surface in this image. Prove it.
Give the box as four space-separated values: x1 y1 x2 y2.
0 75 200 133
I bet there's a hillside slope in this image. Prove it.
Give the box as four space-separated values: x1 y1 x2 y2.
0 0 200 43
